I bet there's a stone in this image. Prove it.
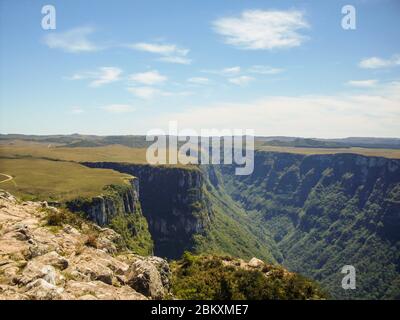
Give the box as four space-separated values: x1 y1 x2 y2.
25 279 67 300
0 191 170 301
33 251 69 270
125 260 165 299
248 257 264 268
18 262 57 286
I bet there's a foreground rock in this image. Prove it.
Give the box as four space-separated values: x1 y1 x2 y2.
0 191 170 300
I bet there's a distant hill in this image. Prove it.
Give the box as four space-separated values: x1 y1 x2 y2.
1 134 400 149
261 138 348 148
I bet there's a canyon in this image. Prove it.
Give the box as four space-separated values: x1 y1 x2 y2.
77 151 400 299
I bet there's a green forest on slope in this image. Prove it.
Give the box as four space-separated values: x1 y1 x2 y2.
206 151 400 299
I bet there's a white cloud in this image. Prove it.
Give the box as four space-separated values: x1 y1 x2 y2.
248 65 284 74
359 55 400 69
158 56 191 65
71 107 84 114
229 76 254 86
203 66 241 76
43 27 99 53
129 70 167 85
101 104 135 113
347 79 378 88
213 10 309 50
127 86 193 100
150 82 400 138
222 66 241 75
68 67 122 87
188 77 210 85
130 42 191 64
128 87 166 99
90 67 122 87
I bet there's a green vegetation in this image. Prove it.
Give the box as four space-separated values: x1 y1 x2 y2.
0 158 132 201
192 174 278 263
44 207 84 229
0 156 154 256
110 213 153 256
171 253 326 300
66 184 154 256
213 151 400 299
1 136 399 299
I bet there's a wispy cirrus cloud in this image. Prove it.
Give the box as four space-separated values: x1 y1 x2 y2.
68 67 122 87
127 86 192 100
213 10 309 50
359 55 400 69
129 70 167 85
203 66 241 76
346 79 378 88
127 86 168 99
151 82 400 138
70 107 84 115
43 27 99 53
129 42 191 64
228 76 254 86
187 77 210 85
248 65 284 74
101 104 135 113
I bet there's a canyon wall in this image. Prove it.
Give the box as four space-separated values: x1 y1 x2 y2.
82 163 211 258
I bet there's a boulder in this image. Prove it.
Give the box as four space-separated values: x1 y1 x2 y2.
65 280 147 300
25 279 68 300
248 257 264 268
125 260 165 299
17 262 57 286
32 251 69 270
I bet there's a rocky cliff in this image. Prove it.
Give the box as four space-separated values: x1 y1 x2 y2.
208 151 400 299
65 179 153 256
0 191 171 300
66 178 140 226
81 163 211 258
80 152 400 299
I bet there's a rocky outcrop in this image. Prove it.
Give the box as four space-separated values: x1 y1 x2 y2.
0 191 170 300
65 180 153 256
82 163 212 258
66 179 140 227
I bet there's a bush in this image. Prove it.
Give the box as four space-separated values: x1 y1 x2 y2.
171 254 327 300
85 233 98 248
43 207 83 229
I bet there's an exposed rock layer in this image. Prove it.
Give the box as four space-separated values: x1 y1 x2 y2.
82 163 211 258
0 191 170 300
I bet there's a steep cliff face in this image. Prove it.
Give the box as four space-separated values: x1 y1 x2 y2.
210 151 400 299
81 163 211 258
81 153 400 299
66 179 139 226
65 179 153 256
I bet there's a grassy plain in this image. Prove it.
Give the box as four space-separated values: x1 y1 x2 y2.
0 158 132 201
256 145 400 159
1 139 400 202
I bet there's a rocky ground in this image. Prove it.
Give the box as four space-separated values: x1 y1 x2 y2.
0 190 171 300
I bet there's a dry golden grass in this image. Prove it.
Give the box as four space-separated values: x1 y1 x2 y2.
0 142 148 163
256 145 400 159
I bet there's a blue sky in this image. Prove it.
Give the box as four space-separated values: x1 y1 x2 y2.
0 0 399 137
